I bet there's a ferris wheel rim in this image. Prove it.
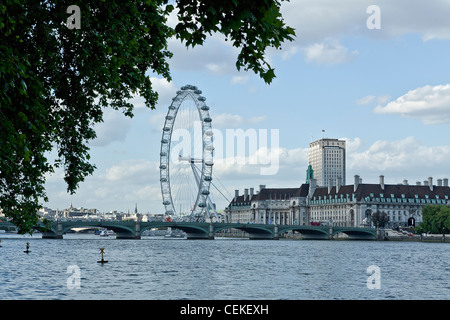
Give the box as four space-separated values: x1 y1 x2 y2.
159 84 214 219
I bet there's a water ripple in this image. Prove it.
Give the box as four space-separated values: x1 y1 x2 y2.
1 236 449 299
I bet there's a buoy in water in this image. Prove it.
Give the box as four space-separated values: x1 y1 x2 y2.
97 247 108 264
24 242 30 253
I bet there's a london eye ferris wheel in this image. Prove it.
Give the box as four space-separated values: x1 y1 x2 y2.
159 85 218 221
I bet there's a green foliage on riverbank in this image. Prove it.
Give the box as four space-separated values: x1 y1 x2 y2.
416 205 450 234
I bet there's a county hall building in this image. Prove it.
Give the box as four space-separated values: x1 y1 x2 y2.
225 175 450 228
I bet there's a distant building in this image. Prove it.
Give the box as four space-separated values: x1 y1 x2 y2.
308 138 346 187
59 203 98 219
225 184 309 225
225 176 450 228
38 207 57 219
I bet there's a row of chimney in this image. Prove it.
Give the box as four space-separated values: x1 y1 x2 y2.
375 175 449 192
234 185 266 201
312 175 449 195
379 175 448 191
236 175 449 201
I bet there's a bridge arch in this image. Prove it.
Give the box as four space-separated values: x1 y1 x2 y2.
140 222 211 239
332 227 377 240
278 225 330 240
64 221 138 239
213 223 274 240
38 221 140 239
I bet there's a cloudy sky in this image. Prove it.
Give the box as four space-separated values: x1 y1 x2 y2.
44 0 450 214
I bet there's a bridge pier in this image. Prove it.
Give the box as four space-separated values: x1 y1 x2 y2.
376 227 386 240
186 235 213 240
185 232 213 240
273 225 279 240
135 221 141 240
245 229 276 240
42 221 63 239
209 223 215 240
58 221 63 238
116 231 141 239
116 234 141 239
301 233 329 240
42 233 63 239
246 232 274 240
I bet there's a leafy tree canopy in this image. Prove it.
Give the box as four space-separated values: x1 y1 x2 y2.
371 211 389 228
0 0 295 233
416 205 450 234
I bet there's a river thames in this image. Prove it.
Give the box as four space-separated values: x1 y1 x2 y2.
1 234 449 300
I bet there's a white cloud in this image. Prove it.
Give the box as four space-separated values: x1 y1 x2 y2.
103 159 157 183
273 0 450 66
347 136 450 183
281 0 450 43
128 77 178 110
205 62 229 75
150 77 179 106
167 33 238 75
213 146 308 182
304 40 358 65
148 111 268 138
380 0 450 41
341 137 364 153
356 95 375 105
356 94 391 106
376 95 391 105
280 45 300 61
282 1 356 42
166 32 258 86
374 84 450 124
90 108 133 147
148 112 166 131
231 75 249 85
212 113 267 128
89 77 178 147
248 115 267 124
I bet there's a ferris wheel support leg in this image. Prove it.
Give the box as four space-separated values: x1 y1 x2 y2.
206 194 219 221
191 162 204 217
190 162 218 221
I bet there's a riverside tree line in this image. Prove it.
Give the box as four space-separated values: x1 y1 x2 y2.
371 205 450 235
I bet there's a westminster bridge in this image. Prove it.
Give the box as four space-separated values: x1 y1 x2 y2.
0 220 380 240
